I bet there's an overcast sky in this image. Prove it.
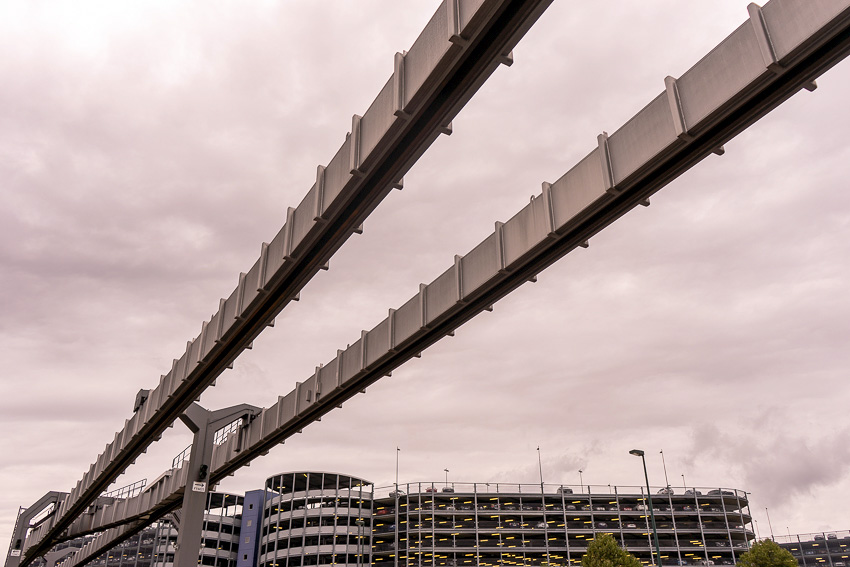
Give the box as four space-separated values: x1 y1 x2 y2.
2 0 849 556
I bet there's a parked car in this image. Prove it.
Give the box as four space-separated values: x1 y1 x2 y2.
596 522 608 528
442 487 455 493
827 533 838 540
707 489 734 496
814 534 825 541
621 506 633 511
657 487 674 495
535 522 547 528
565 505 576 511
557 486 574 495
684 489 702 496
426 487 437 492
389 490 405 498
625 523 637 529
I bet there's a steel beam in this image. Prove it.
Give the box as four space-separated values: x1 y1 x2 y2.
20 0 555 562
173 404 259 567
53 2 850 566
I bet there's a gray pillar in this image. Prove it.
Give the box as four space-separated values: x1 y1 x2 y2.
173 403 259 567
5 492 66 567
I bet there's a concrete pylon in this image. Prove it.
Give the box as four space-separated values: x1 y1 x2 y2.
5 492 67 567
173 403 259 567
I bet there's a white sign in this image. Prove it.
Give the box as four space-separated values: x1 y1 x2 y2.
10 550 21 557
192 481 207 493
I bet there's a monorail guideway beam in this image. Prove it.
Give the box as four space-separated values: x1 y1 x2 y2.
20 1 556 562
173 403 260 567
43 549 79 567
23 1 850 566
49 4 850 567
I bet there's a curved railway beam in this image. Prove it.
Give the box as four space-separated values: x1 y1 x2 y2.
18 0 556 563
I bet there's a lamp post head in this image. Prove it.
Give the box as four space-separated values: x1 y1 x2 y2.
629 449 645 457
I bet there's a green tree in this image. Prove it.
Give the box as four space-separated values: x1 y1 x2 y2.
737 539 797 567
581 533 643 567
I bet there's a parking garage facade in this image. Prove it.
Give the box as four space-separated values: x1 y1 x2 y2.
777 530 850 567
259 472 373 567
370 482 754 567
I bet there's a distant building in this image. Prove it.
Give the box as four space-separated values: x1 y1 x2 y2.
33 477 762 567
240 476 755 567
776 530 850 567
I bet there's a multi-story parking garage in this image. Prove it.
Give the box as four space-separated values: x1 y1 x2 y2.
369 482 754 567
25 477 757 567
777 530 850 567
259 472 373 567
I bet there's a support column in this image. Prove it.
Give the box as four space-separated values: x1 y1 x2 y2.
5 492 66 567
173 403 259 567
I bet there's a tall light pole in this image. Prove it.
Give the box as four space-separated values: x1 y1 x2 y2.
537 447 545 493
578 470 584 493
356 517 365 567
395 447 400 492
659 450 670 489
444 468 450 489
630 449 662 566
765 508 776 541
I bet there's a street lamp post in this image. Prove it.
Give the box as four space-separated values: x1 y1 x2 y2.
356 518 365 567
630 449 662 566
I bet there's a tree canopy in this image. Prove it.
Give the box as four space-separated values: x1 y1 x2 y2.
737 539 798 567
581 533 644 567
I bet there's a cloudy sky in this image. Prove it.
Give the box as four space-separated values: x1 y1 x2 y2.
1 0 849 556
